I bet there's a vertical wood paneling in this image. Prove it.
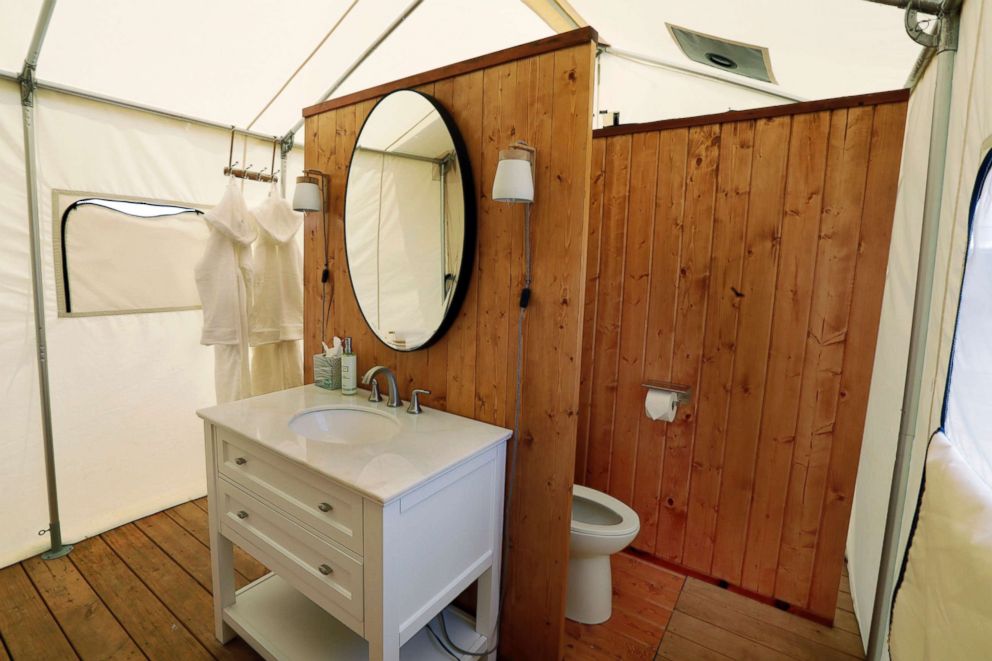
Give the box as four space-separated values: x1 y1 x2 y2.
740 111 831 596
655 124 720 564
683 121 754 572
775 106 874 608
631 129 687 553
608 131 659 505
711 116 792 584
304 39 595 659
584 134 631 492
806 101 906 615
575 137 607 484
580 97 906 620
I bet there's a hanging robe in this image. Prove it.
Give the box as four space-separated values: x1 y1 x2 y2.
195 180 256 403
249 185 304 395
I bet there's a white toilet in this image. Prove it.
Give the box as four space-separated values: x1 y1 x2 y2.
566 484 641 624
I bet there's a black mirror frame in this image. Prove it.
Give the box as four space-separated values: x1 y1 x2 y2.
343 89 476 353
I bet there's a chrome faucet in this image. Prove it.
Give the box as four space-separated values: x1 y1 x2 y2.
362 366 402 408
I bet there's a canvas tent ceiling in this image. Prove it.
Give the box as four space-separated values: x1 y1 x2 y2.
1 0 923 139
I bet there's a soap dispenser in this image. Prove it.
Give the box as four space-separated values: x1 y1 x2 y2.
341 337 357 395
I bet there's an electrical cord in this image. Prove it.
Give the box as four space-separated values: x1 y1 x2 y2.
437 203 532 657
426 617 460 659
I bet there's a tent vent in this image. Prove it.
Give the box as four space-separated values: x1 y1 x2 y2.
667 24 777 84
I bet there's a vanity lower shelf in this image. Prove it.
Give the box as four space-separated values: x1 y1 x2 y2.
225 574 487 660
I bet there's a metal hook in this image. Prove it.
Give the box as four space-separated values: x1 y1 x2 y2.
228 126 235 170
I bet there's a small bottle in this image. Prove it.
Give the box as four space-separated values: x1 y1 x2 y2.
341 337 357 395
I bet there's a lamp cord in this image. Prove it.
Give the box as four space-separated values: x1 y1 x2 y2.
320 183 331 343
439 202 531 657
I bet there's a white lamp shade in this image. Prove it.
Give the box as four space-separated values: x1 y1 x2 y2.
292 181 322 212
492 158 534 203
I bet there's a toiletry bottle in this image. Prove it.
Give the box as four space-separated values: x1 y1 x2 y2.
341 337 357 395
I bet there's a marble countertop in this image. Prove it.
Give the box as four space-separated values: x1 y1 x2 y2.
197 385 511 504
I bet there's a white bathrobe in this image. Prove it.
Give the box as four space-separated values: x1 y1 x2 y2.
249 186 304 396
195 180 256 403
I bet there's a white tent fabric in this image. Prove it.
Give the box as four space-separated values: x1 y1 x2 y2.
886 150 992 660
848 0 992 655
943 155 992 486
889 432 992 659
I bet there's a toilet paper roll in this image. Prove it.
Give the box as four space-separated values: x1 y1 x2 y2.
645 389 678 422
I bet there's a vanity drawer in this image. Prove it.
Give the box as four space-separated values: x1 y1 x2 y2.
217 428 363 554
218 480 364 629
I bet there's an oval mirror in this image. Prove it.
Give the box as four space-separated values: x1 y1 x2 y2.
345 89 475 352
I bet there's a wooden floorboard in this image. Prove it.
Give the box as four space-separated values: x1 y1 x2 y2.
0 564 77 660
101 524 259 660
70 536 212 660
564 553 683 660
21 554 142 660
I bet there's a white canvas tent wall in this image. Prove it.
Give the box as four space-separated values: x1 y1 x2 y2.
0 2 965 657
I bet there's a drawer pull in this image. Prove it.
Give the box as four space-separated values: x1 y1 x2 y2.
318 502 333 512
236 510 249 519
234 457 247 466
318 564 333 575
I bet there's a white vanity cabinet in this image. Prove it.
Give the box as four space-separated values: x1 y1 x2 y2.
199 386 509 661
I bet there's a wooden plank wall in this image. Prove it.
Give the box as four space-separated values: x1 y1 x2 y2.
302 30 595 659
575 91 908 621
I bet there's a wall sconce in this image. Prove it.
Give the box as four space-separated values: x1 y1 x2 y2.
292 169 329 212
293 168 332 342
492 141 535 204
493 141 536 312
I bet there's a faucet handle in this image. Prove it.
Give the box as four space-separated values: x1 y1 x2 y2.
368 377 383 403
407 389 431 415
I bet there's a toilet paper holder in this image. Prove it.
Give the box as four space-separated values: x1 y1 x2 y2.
641 379 692 405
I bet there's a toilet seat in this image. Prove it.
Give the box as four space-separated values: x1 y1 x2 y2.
571 484 640 538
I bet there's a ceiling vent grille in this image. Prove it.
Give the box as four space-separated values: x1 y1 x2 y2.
667 24 777 84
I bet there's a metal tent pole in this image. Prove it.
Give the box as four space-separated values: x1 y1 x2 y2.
280 0 424 148
863 0 960 657
19 0 72 561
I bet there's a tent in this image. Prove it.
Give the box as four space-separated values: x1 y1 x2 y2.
1 1 987 659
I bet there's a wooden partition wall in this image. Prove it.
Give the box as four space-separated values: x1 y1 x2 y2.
576 90 909 621
302 29 595 659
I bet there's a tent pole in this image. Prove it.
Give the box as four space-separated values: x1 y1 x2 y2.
861 0 944 13
19 0 72 561
864 2 959 657
281 0 424 147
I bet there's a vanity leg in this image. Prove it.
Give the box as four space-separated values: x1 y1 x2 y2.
205 422 237 643
210 534 238 643
368 636 400 661
476 443 505 660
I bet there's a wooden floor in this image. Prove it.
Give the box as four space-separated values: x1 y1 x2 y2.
0 497 267 660
0 500 862 661
565 552 865 661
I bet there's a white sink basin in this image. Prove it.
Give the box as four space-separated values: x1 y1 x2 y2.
289 406 400 445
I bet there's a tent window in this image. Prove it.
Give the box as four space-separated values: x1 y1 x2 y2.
942 150 992 489
57 196 209 316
